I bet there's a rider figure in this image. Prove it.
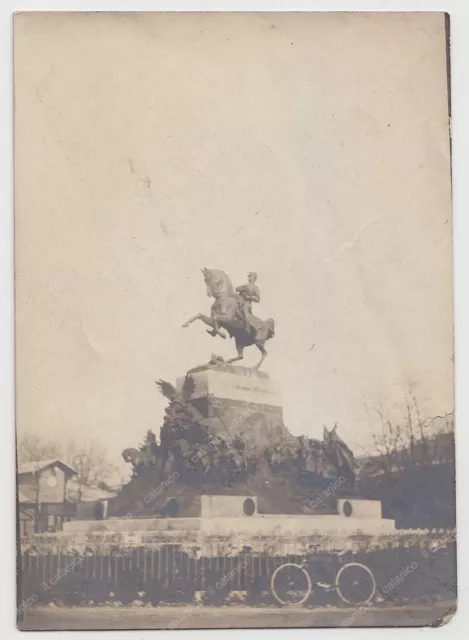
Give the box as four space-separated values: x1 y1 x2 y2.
236 272 260 332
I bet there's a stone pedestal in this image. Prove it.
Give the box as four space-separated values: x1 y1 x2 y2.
177 364 293 453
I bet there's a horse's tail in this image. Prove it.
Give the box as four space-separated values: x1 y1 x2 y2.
265 318 275 338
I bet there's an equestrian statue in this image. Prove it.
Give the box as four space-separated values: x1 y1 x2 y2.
182 268 275 369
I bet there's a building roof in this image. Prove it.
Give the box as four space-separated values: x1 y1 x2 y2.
18 459 77 476
18 487 35 503
66 483 118 503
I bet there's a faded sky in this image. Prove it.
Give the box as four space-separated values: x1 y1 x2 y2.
15 12 453 463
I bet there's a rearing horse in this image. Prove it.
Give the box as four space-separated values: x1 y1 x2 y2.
182 268 275 369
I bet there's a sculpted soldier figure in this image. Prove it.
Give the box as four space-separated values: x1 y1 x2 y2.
236 272 260 333
182 268 275 369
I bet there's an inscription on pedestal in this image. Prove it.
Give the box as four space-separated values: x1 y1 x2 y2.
177 365 290 451
177 366 281 408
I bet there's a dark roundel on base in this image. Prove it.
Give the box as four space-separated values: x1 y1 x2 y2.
166 498 180 517
243 498 256 516
342 500 353 517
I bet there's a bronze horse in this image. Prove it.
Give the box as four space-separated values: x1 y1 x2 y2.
182 268 275 369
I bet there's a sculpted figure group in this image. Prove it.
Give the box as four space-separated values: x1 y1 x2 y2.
122 374 357 488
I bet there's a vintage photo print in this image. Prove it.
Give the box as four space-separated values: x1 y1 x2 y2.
14 11 455 630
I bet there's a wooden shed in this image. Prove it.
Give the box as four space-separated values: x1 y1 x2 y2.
17 459 77 535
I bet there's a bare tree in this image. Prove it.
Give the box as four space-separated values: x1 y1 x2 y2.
17 432 119 502
404 396 415 464
64 440 119 502
369 383 452 471
371 402 406 473
17 433 62 464
407 382 429 463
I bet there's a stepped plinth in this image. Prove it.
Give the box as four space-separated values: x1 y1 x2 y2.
177 363 292 453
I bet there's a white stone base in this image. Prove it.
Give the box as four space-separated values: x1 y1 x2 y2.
63 512 395 536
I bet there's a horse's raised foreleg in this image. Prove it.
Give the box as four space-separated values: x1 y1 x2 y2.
182 313 214 328
254 343 267 369
182 313 226 338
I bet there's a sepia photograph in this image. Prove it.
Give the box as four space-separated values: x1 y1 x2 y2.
13 11 455 630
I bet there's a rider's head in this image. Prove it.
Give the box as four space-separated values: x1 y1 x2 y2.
247 272 258 283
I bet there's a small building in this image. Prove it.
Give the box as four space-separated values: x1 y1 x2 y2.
66 479 118 520
17 459 77 536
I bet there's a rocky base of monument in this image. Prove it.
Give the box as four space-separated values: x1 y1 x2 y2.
114 363 357 518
